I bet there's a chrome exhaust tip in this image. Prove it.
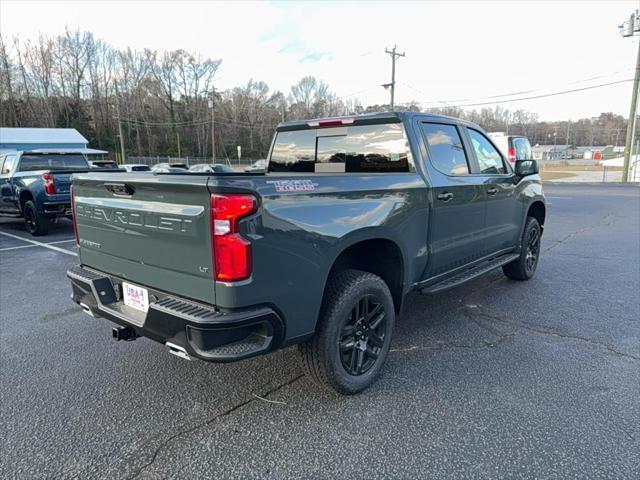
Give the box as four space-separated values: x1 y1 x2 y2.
79 302 94 317
166 342 191 361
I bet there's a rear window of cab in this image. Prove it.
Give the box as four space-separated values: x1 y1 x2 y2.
269 123 414 173
18 154 89 171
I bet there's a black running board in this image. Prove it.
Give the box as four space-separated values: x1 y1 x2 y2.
420 253 520 294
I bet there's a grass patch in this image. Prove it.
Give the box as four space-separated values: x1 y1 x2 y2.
540 171 577 181
541 164 622 172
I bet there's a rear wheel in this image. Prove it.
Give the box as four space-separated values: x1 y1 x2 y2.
503 216 541 281
299 269 395 394
23 200 49 236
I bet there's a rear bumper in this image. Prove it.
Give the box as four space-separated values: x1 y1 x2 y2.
66 265 283 362
43 201 71 217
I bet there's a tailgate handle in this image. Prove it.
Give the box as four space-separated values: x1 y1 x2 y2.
104 182 135 196
437 192 454 202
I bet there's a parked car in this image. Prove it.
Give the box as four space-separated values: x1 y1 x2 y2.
488 133 533 165
244 159 267 172
150 162 188 172
189 163 235 173
122 164 151 172
0 151 106 235
67 112 545 394
89 160 119 169
152 166 189 173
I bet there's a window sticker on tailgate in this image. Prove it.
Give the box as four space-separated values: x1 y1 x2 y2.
268 179 317 192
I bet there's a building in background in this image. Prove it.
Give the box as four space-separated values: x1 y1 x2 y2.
573 145 619 160
0 128 107 157
531 145 571 161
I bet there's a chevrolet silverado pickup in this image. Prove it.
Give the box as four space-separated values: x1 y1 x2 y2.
67 112 546 394
0 151 118 236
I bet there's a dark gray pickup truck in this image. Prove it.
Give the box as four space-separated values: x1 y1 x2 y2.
67 112 545 394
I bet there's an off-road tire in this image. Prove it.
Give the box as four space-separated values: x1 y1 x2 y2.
503 216 541 281
299 269 395 395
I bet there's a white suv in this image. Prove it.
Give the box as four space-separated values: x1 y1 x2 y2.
488 133 532 165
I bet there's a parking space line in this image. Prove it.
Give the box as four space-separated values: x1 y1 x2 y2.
0 244 41 252
0 239 75 252
0 231 77 256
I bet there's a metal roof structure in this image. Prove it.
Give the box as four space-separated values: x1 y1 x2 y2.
0 128 88 145
26 147 108 154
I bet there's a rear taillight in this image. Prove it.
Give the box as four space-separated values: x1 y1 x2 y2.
507 148 516 164
42 172 56 195
71 185 79 245
211 194 257 282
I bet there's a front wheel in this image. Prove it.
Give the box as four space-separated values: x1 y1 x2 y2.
23 200 49 236
299 269 395 394
503 216 541 281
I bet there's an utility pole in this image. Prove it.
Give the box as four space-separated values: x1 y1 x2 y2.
116 117 126 164
566 119 571 147
630 112 638 160
176 131 181 158
383 45 405 111
209 99 216 163
619 9 640 181
116 115 126 165
114 81 126 164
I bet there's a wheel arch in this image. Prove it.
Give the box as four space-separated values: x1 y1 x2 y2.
321 234 406 317
18 189 34 213
527 200 546 230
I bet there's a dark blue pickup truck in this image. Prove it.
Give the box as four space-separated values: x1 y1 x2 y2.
0 151 96 235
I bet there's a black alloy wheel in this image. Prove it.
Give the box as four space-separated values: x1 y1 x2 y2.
24 204 37 233
525 226 540 273
339 294 387 376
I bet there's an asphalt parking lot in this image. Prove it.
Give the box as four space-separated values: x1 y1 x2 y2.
1 183 639 479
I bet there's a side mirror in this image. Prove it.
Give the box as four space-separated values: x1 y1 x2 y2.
515 159 538 177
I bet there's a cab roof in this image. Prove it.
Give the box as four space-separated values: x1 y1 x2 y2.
276 111 481 131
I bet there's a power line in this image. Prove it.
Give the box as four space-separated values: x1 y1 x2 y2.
412 70 633 106
119 118 210 127
119 116 277 128
418 79 633 108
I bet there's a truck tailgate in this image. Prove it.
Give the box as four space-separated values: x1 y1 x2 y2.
52 172 74 193
72 173 215 304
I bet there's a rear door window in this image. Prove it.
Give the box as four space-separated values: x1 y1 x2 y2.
513 137 532 161
468 129 507 174
420 123 469 175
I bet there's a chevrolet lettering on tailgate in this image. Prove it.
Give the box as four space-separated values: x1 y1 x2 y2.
75 202 198 235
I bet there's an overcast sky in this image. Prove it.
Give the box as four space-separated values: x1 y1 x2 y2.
1 0 638 120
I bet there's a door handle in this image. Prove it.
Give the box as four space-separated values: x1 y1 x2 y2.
487 188 498 196
437 192 454 202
